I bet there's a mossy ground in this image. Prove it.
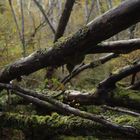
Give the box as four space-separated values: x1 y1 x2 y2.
0 87 140 139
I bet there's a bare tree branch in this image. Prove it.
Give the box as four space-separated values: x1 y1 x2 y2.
61 38 140 85
8 0 26 56
102 105 140 117
26 20 46 45
87 38 140 54
33 0 56 34
20 0 26 56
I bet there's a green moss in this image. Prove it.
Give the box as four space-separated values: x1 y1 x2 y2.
114 115 140 129
112 87 140 102
0 113 100 134
114 115 135 124
86 105 102 114
40 26 89 55
0 112 140 139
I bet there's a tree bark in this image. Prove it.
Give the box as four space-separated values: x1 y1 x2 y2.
33 0 56 34
45 0 75 83
54 0 75 42
87 38 140 54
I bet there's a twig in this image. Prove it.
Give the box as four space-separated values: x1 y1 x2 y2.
33 0 56 34
25 2 54 46
102 105 140 117
26 20 46 45
8 0 25 56
85 0 95 23
20 0 26 57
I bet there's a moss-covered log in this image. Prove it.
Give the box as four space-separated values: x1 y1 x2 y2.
64 88 140 110
0 83 139 135
0 112 140 140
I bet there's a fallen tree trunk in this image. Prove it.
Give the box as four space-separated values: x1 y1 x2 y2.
0 0 140 84
1 113 139 139
64 88 140 110
0 83 139 136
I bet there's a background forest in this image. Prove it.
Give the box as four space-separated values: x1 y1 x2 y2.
0 0 140 140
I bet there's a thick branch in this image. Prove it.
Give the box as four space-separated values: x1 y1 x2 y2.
54 0 75 42
61 53 119 84
1 0 140 83
88 38 140 54
62 37 140 83
99 62 140 89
